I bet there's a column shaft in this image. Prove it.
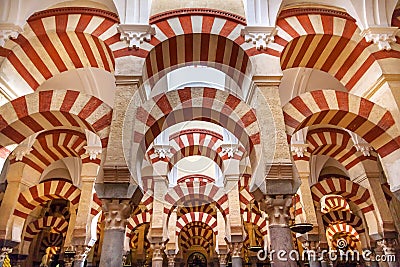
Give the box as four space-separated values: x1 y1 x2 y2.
98 199 132 267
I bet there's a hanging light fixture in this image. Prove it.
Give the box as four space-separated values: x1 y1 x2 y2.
289 194 313 234
247 201 263 252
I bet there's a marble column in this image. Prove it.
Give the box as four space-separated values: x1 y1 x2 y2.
218 253 228 267
260 195 296 267
99 199 133 267
230 242 243 267
151 243 164 267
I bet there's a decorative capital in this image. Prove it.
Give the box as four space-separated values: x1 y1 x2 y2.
361 27 399 51
102 199 133 230
353 143 372 157
241 26 277 50
74 245 91 262
218 253 228 264
377 238 397 255
0 24 21 47
151 243 165 260
118 24 155 50
290 143 309 158
221 143 239 158
262 195 292 226
153 144 171 159
229 242 243 257
12 145 33 161
84 145 102 160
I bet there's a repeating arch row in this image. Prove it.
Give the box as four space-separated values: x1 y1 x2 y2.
321 195 350 213
322 210 364 233
294 128 377 170
176 211 217 235
0 90 112 150
23 216 68 241
1 7 120 91
283 90 400 158
13 180 80 219
276 8 400 91
311 177 373 213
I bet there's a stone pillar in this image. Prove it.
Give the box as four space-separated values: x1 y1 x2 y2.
0 169 31 242
218 253 228 267
151 243 164 267
98 199 132 267
73 245 91 267
377 238 398 267
230 242 243 267
260 195 296 267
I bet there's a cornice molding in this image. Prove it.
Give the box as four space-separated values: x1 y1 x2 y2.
27 7 119 23
278 7 355 21
150 8 246 25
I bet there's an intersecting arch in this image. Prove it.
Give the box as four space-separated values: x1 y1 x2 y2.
21 216 68 254
283 90 400 156
275 7 400 93
129 87 261 188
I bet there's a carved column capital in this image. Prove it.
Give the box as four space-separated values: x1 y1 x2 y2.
360 27 399 51
218 253 228 265
241 26 277 50
74 245 91 262
377 238 397 255
0 24 21 47
261 195 292 226
151 243 165 260
118 24 155 49
102 199 133 230
229 242 243 257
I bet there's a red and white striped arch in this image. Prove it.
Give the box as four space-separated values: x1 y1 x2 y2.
177 174 215 184
91 192 102 217
0 90 112 165
276 8 400 92
327 223 360 249
294 128 377 170
321 195 351 213
13 180 81 219
23 216 68 242
176 211 217 235
10 129 88 175
0 7 121 92
242 210 268 235
322 210 364 234
181 236 212 253
133 87 261 184
164 180 229 217
283 90 400 159
22 216 69 254
311 177 374 213
179 221 214 252
141 9 261 88
126 212 151 239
